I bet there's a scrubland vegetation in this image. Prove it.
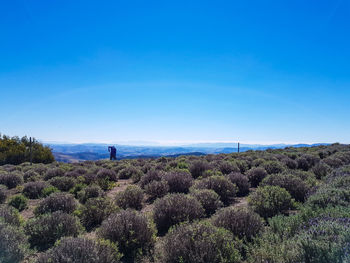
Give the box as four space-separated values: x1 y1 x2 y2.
1 143 350 262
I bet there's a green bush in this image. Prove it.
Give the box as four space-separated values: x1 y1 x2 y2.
190 189 223 216
261 174 310 202
212 207 263 241
9 194 28 211
35 192 77 215
0 134 54 165
115 185 144 210
0 222 29 263
36 237 121 263
98 209 155 260
25 211 82 251
42 185 59 197
155 221 241 263
248 185 294 218
153 193 204 234
192 176 237 204
78 197 118 231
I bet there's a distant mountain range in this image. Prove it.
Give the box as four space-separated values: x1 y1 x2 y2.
46 142 329 163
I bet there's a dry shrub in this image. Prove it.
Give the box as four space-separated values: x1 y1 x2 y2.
153 193 204 234
35 192 77 215
115 185 144 210
98 209 155 260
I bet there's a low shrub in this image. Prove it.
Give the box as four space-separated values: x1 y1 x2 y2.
155 221 241 263
118 166 143 179
192 176 237 204
323 156 343 168
78 197 118 231
0 185 6 203
49 176 76 191
261 174 310 202
25 211 82 251
23 170 40 182
306 188 350 209
212 207 263 241
0 205 21 226
35 192 77 215
42 186 59 197
246 167 268 187
283 158 298 169
297 154 320 171
84 172 98 184
144 180 169 201
78 184 104 203
44 168 64 180
248 185 294 218
0 222 28 263
246 230 302 263
218 161 240 175
164 170 193 193
98 209 155 260
295 217 350 263
153 193 204 234
23 181 48 199
9 194 28 211
97 168 118 182
36 237 121 263
0 173 23 188
189 160 210 178
190 189 223 216
69 182 87 198
139 169 164 188
263 161 285 174
312 162 331 179
115 185 144 210
227 172 250 196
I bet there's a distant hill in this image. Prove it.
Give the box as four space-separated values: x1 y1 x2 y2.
47 142 329 163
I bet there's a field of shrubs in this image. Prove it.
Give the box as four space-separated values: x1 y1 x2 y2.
1 143 350 263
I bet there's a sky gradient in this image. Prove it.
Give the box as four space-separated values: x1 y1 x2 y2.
1 0 350 144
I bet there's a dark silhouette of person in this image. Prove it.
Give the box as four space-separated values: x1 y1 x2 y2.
108 146 117 160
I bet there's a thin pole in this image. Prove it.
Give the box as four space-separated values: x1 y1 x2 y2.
30 137 33 165
238 142 240 153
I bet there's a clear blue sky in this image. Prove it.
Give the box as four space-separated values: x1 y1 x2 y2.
1 0 349 144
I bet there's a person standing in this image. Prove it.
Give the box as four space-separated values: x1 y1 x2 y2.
108 146 117 160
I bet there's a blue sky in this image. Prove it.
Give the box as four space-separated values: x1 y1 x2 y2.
1 0 350 144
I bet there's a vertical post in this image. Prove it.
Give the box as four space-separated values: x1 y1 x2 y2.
30 137 33 166
238 142 240 153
